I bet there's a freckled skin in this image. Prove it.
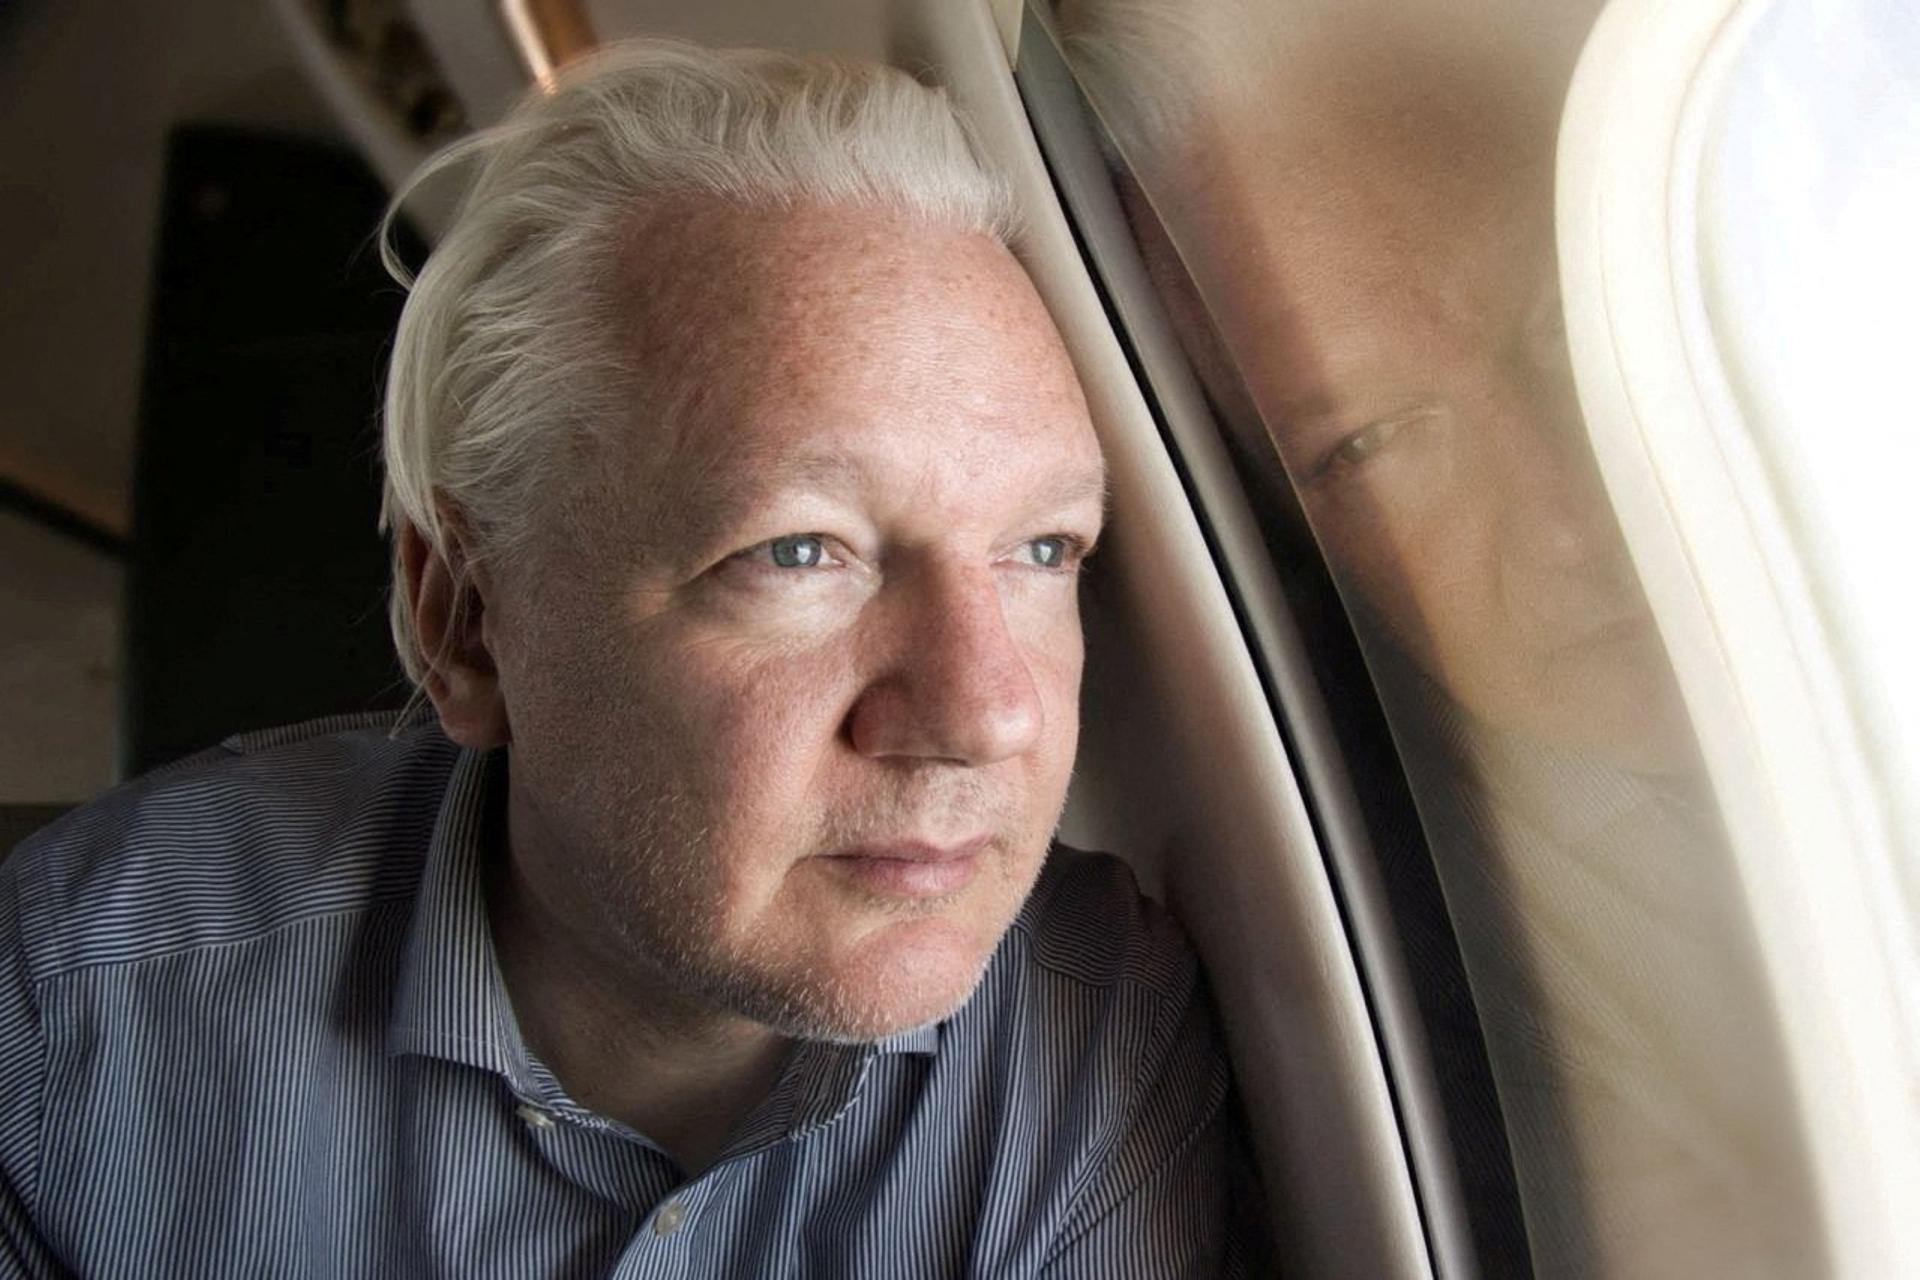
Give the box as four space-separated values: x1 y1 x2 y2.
481 203 1105 1066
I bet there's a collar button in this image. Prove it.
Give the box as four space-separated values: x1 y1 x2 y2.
652 1198 690 1237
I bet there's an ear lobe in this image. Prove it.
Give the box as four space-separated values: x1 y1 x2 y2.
400 519 511 749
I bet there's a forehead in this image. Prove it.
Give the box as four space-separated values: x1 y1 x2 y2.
621 201 1049 363
592 200 1101 545
1170 96 1558 402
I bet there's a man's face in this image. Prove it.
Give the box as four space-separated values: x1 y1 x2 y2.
1154 89 1689 768
489 204 1105 1043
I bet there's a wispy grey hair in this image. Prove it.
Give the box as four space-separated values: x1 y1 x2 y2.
1055 0 1293 165
1055 0 1582 169
379 38 1017 684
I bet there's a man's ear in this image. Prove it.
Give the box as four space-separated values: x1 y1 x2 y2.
399 519 511 749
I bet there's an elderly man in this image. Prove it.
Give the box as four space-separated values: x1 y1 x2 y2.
0 40 1251 1277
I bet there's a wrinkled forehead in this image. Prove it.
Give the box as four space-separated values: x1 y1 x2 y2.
1141 71 1562 375
557 198 1098 545
1117 15 1562 255
611 197 1061 408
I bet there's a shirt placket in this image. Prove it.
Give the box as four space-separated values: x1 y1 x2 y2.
604 1173 724 1280
602 1041 887 1278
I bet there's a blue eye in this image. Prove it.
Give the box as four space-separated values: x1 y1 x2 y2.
767 535 826 568
1015 536 1089 570
1027 536 1068 569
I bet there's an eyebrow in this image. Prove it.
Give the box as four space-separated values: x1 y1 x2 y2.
661 449 871 549
1023 462 1112 519
1269 392 1339 424
648 442 1109 561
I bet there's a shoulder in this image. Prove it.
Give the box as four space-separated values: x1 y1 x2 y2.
1001 846 1199 1005
951 848 1240 1253
1 711 459 984
961 847 1219 1088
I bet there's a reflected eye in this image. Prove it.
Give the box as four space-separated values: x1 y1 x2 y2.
1311 406 1443 481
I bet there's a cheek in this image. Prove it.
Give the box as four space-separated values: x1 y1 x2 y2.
1001 581 1083 671
1021 610 1088 775
1047 622 1087 719
646 636 864 828
505 586 848 783
1308 486 1507 676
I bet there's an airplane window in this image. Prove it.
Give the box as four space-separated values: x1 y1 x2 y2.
1048 0 1826 1272
1694 0 1920 893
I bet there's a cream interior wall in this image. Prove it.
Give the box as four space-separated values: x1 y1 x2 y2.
0 0 334 801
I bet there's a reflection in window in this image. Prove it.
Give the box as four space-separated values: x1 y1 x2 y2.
1052 0 1822 1272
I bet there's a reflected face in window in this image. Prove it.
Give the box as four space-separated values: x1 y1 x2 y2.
1150 95 1691 768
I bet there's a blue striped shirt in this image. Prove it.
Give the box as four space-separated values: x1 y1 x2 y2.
0 714 1251 1276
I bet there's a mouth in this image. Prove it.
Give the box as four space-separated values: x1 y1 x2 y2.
1557 608 1660 657
818 837 990 900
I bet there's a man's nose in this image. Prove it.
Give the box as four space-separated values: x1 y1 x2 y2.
845 564 1045 766
1496 391 1620 574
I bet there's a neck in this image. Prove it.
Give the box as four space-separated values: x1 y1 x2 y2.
485 818 790 1174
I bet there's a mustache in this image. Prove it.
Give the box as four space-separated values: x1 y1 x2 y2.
811 768 1025 850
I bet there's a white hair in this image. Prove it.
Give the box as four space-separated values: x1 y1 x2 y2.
1055 0 1309 165
379 38 1017 684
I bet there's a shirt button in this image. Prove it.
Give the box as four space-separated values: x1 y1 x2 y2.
652 1199 690 1238
515 1103 556 1130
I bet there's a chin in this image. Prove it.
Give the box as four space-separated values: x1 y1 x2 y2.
741 917 1001 1045
1543 642 1695 772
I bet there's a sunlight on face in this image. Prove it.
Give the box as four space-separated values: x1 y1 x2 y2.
493 203 1105 1042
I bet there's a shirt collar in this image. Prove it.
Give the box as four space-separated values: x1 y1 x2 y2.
874 1023 941 1055
386 745 529 1084
1374 642 1709 850
719 1023 941 1160
386 744 942 1098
